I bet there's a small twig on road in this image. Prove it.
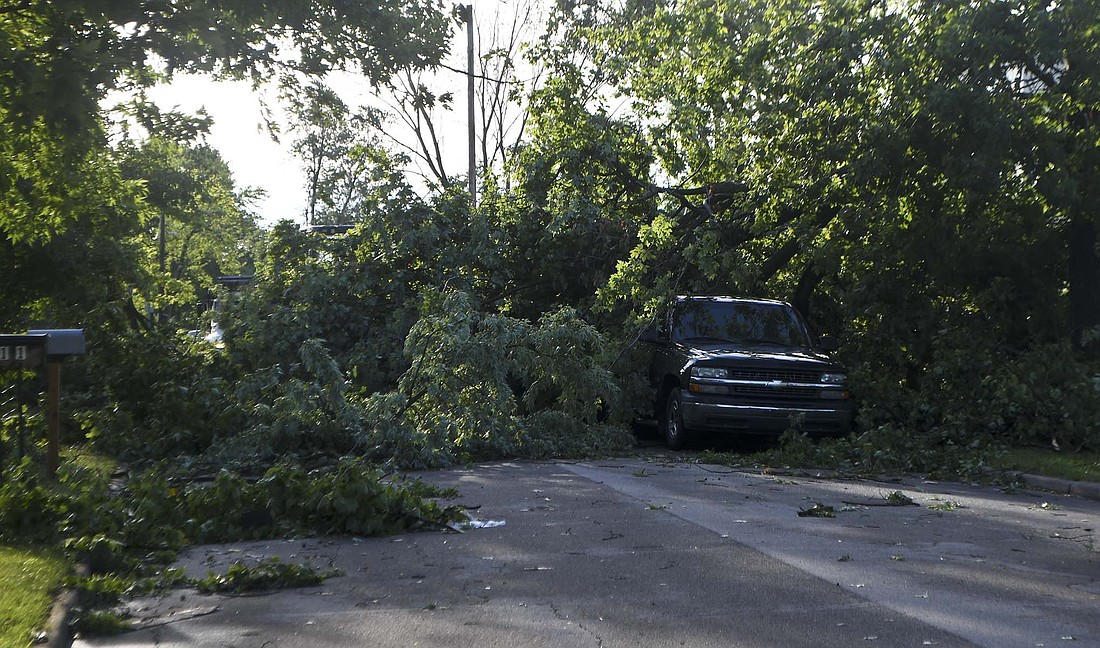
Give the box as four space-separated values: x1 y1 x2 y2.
843 500 916 507
696 465 738 474
1050 533 1093 541
130 606 221 631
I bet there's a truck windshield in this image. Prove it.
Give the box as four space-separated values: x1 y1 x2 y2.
672 300 810 348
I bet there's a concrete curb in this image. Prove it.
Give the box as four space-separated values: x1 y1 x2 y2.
43 564 84 648
1008 471 1100 502
43 584 77 648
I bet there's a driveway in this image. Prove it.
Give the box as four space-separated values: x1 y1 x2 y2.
74 458 1100 647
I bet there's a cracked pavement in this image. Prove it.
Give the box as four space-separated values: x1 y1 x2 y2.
74 458 1100 647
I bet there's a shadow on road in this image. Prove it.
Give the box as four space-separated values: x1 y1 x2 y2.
631 419 781 454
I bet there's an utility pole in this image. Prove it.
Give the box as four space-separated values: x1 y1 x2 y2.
464 3 476 207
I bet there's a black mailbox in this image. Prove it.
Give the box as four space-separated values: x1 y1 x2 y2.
26 329 85 357
1 329 84 475
0 334 48 369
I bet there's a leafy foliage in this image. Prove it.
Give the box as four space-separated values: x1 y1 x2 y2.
117 137 262 324
0 459 58 544
194 558 332 594
145 192 634 471
0 453 462 627
357 289 628 468
524 0 1100 452
1 0 451 246
76 331 232 461
71 610 131 637
284 80 411 226
711 427 1002 482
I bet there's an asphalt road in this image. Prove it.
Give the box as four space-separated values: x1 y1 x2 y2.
74 458 1100 647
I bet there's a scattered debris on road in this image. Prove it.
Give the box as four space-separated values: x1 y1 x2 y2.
798 503 836 518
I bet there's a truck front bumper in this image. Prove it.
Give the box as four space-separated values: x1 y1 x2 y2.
680 399 852 436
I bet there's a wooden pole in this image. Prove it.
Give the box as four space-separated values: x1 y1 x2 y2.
16 368 25 461
46 360 59 475
466 3 476 207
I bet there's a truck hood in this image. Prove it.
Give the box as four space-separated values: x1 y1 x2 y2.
684 343 841 368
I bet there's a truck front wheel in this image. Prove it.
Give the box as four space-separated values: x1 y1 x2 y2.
663 387 691 450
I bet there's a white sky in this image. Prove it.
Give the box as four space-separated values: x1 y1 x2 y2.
145 77 306 226
144 0 534 228
147 67 479 227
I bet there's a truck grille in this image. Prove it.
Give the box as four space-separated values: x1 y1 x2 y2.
729 369 821 383
730 384 818 399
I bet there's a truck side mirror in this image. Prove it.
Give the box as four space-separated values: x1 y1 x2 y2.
817 336 839 352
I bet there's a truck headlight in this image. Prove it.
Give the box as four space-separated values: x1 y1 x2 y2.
820 372 846 384
691 366 729 379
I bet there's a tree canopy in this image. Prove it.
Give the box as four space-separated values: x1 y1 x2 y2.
0 0 452 243
1 0 453 329
525 0 1100 449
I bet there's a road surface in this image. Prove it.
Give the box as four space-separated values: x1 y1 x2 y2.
75 457 1100 647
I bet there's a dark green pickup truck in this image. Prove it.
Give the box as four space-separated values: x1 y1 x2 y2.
641 296 853 448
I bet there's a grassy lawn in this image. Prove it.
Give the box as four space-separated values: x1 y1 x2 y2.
0 545 69 648
0 448 111 648
995 447 1100 483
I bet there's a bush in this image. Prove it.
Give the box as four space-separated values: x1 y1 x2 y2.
977 342 1100 451
202 339 363 467
719 425 1000 481
77 329 232 460
848 321 1100 453
0 459 59 543
356 290 631 467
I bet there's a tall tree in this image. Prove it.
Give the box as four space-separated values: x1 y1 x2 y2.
475 0 545 189
1 0 452 242
918 0 1100 339
118 138 261 326
284 81 409 226
538 0 1091 343
365 0 548 193
1 0 452 328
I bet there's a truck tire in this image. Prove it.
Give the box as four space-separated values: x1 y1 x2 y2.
663 387 691 450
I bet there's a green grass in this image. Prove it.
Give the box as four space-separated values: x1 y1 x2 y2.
995 447 1100 483
61 447 118 481
0 546 69 648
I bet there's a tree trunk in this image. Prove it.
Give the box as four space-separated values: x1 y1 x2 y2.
791 266 821 321
1068 216 1100 341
